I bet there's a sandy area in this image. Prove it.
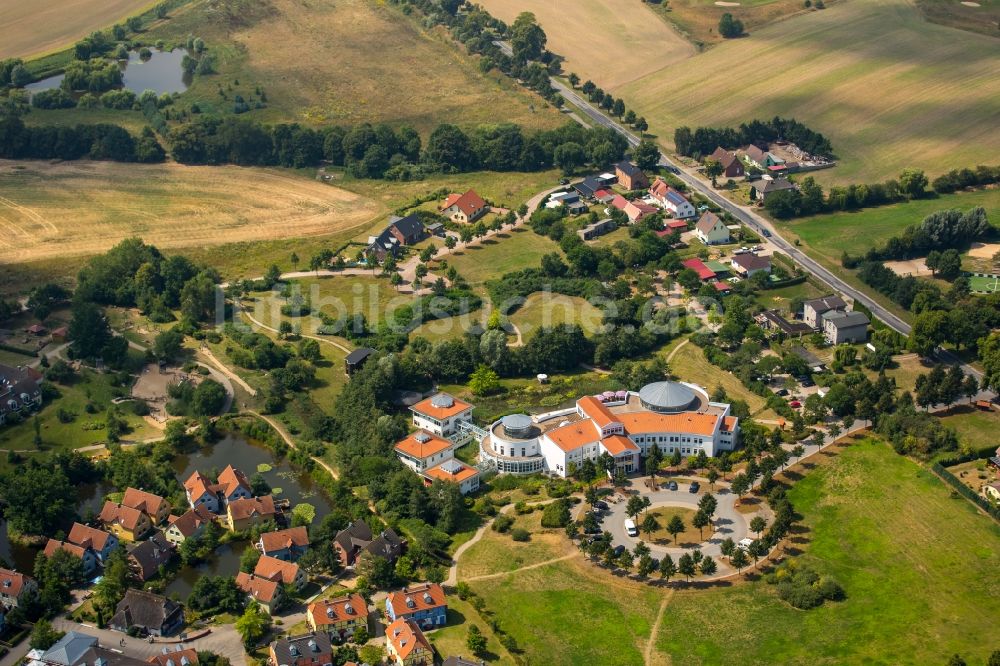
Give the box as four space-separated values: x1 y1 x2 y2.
715 1 741 5
960 2 981 7
885 258 931 277
967 242 1000 259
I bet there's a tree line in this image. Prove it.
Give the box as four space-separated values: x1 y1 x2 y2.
674 117 834 160
0 114 165 162
843 206 992 264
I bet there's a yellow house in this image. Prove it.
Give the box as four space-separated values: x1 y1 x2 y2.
226 496 276 532
307 593 368 641
122 488 172 526
99 501 152 542
385 618 432 666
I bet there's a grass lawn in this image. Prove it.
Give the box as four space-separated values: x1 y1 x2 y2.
665 338 766 413
437 228 563 294
469 558 663 665
753 280 827 316
936 405 1000 452
457 511 567 580
426 598 515 665
654 440 1000 665
621 0 1000 187
644 507 702 548
508 292 604 338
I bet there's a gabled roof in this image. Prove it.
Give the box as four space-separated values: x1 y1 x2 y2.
128 533 174 580
615 160 642 177
100 501 147 532
235 572 280 603
423 458 479 484
40 631 98 666
411 393 471 420
578 395 620 429
822 310 870 329
122 488 168 517
68 523 115 552
695 212 723 235
183 470 217 500
752 177 796 194
803 295 847 313
254 554 300 584
664 188 690 207
649 177 670 198
228 495 276 522
44 539 90 561
681 258 716 281
113 589 180 629
601 435 640 456
0 567 34 597
307 593 368 627
389 213 424 239
167 505 214 538
745 144 767 164
386 618 432 661
333 520 373 554
609 194 629 211
732 253 771 271
394 430 453 460
442 189 487 217
345 347 374 365
217 465 251 497
259 526 309 554
546 420 600 453
363 528 403 560
147 647 199 666
387 583 446 617
574 177 603 198
271 633 332 664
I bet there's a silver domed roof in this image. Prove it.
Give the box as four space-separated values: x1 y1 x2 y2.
501 414 533 433
638 381 696 413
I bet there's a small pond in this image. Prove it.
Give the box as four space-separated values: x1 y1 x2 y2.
24 48 190 96
164 433 333 599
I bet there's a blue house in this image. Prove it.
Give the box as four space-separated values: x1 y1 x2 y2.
385 583 448 629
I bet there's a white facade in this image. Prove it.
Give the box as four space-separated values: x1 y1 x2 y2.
410 394 473 436
697 221 730 245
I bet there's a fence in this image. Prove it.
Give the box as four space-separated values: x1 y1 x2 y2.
930 460 1000 522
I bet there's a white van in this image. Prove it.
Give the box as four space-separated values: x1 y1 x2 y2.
624 519 638 537
738 538 754 551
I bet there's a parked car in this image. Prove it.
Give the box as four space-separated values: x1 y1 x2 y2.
789 400 802 408
689 481 700 494
559 177 570 185
595 501 609 511
624 519 639 537
613 545 626 557
738 538 754 551
800 377 816 387
776 388 789 397
762 229 772 237
667 481 679 491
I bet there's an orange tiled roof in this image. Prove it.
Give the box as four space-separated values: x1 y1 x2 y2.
100 501 147 532
546 421 599 453
307 593 368 627
167 506 214 538
228 495 276 521
0 568 33 597
578 395 619 429
601 435 639 456
411 394 472 420
218 465 251 497
394 431 453 459
122 488 168 517
386 583 446 617
147 648 199 666
68 523 114 551
722 416 738 432
423 460 478 484
235 572 279 603
442 189 487 217
184 470 218 500
254 554 300 585
619 412 720 437
43 539 88 560
386 618 432 661
259 527 309 553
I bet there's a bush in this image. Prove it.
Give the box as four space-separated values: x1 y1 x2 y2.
540 499 570 528
491 514 514 533
510 528 530 542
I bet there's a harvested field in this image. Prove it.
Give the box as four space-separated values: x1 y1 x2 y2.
473 0 694 88
653 0 823 46
621 0 1000 185
0 0 154 59
916 0 1000 37
0 160 382 263
967 242 1000 259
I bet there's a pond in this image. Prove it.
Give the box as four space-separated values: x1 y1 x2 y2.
164 433 333 599
24 48 190 96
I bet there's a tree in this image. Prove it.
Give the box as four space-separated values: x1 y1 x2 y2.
720 537 735 560
704 159 723 187
659 554 676 582
511 12 547 61
730 547 749 572
899 168 928 199
635 117 648 136
666 514 685 544
750 515 767 538
730 473 751 502
568 72 580 87
466 625 488 656
706 468 720 489
30 619 64 650
626 494 646 521
718 13 744 38
637 553 656 578
69 300 127 365
468 364 501 396
239 546 261 573
153 328 184 360
747 539 766 568
641 513 659 540
553 141 586 174
632 140 660 172
700 556 717 576
612 98 625 118
677 553 696 581
692 509 710 539
235 600 270 648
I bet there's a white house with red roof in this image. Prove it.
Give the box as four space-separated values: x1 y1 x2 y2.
0 568 37 608
649 178 696 219
394 430 456 472
410 393 473 437
440 189 488 223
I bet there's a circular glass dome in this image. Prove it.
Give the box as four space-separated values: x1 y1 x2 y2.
638 381 697 413
501 413 533 436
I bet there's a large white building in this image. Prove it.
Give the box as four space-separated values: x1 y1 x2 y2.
410 393 473 436
478 381 739 477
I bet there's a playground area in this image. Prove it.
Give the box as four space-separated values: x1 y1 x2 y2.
969 273 1000 294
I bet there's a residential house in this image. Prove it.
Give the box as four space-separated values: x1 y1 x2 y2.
227 495 277 532
385 618 433 666
332 520 404 567
99 502 152 542
127 533 174 582
440 190 488 224
122 488 171 526
755 310 812 338
649 179 696 219
306 593 368 641
573 176 604 200
344 348 374 376
67 523 119 563
708 147 745 178
394 430 455 473
0 568 37 608
235 572 283 615
615 161 649 191
711 281 732 295
367 214 425 260
988 447 1000 471
730 253 772 277
385 583 447 629
257 526 310 562
255 554 306 591
821 311 870 345
164 505 215 546
565 199 588 216
546 191 580 209
43 539 98 576
422 459 481 495
185 465 254 514
680 258 716 282
704 260 731 278
35 631 148 666
577 218 616 241
50 326 69 342
750 176 796 202
985 482 1000 502
694 212 729 245
592 188 616 204
147 647 199 666
609 195 656 224
269 633 333 666
110 589 184 637
410 393 473 436
802 295 847 328
0 363 42 426
744 145 783 169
